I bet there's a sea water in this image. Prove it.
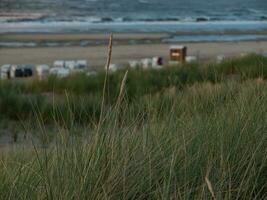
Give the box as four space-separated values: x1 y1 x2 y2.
0 0 267 41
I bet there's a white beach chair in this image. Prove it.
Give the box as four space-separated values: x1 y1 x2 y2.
141 58 152 69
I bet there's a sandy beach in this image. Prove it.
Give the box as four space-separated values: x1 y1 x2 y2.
1 33 267 68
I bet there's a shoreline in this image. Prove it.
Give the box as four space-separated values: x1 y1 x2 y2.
0 32 169 41
1 32 267 48
1 29 267 39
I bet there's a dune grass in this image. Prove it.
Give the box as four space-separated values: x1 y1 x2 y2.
0 79 267 199
0 54 267 199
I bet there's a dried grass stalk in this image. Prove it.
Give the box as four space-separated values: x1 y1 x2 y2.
205 176 216 200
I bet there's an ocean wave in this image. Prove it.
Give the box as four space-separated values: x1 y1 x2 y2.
138 0 149 4
97 16 267 23
0 13 47 23
1 19 267 34
2 14 267 24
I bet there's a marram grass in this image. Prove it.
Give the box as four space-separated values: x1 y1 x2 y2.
0 79 267 199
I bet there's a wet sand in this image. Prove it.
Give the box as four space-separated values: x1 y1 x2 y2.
0 32 168 41
0 33 267 67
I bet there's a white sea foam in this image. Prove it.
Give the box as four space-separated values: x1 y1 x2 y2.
1 20 267 34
